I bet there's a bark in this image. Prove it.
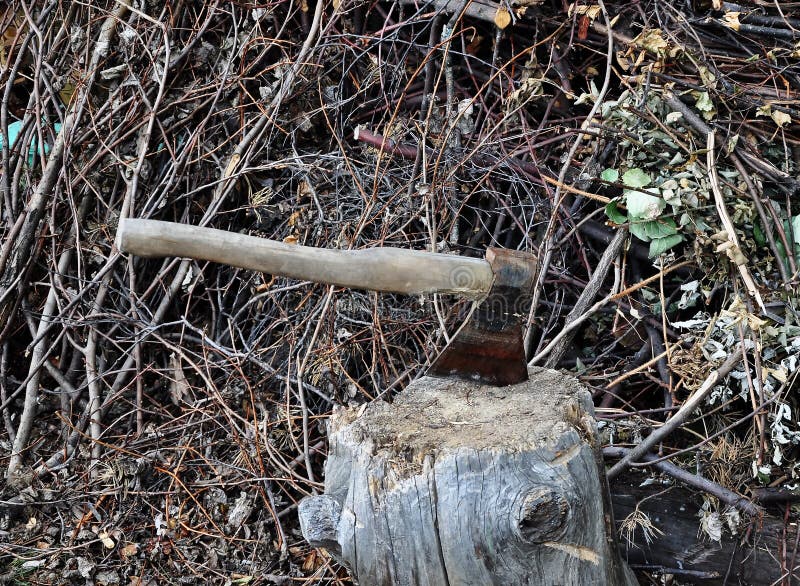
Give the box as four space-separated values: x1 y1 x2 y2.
612 475 799 585
300 368 636 586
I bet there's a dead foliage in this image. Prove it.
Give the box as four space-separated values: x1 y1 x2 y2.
1 0 800 584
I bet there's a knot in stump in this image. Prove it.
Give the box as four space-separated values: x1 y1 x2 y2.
516 486 570 544
298 494 342 557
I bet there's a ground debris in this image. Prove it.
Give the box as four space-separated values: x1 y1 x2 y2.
1 1 799 583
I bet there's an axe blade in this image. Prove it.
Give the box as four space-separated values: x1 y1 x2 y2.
427 248 536 386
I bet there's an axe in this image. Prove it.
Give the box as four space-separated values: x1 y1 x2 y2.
116 219 536 386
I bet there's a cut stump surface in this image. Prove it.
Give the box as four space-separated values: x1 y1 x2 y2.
299 367 636 586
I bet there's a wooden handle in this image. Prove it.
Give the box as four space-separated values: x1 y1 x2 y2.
116 219 494 299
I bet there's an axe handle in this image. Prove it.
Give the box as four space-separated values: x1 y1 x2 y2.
116 219 494 299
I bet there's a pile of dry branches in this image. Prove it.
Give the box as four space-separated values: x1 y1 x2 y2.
2 0 800 583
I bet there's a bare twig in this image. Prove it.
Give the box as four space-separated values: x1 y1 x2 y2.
541 229 625 368
604 446 761 516
607 346 745 481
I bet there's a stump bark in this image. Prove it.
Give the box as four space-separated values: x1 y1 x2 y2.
299 367 636 586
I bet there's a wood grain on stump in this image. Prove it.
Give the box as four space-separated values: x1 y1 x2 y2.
299 367 636 586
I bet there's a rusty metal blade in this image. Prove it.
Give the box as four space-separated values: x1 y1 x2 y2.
427 248 536 386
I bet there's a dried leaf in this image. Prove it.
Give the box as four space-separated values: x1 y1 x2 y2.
77 556 95 578
98 530 116 548
180 265 194 291
1 11 25 68
226 492 254 528
119 542 139 559
632 29 668 54
568 4 601 19
297 180 312 198
494 8 512 29
59 74 78 106
224 153 241 179
771 109 792 127
302 549 322 572
169 353 190 406
722 12 741 31
699 509 723 542
100 64 127 80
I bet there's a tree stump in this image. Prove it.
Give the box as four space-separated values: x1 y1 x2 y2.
299 367 636 586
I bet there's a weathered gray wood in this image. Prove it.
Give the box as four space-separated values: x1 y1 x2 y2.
116 219 494 299
611 475 798 585
299 368 637 586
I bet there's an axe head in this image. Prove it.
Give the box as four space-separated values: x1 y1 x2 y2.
427 248 536 386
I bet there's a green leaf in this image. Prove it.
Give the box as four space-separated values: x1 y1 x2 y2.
695 91 714 112
605 200 627 224
622 168 651 189
791 215 800 245
626 189 665 220
642 217 678 239
630 218 678 243
600 168 619 183
776 220 790 265
629 221 652 242
753 223 766 247
648 234 684 257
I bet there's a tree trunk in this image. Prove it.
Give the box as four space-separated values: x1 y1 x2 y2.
299 367 636 586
